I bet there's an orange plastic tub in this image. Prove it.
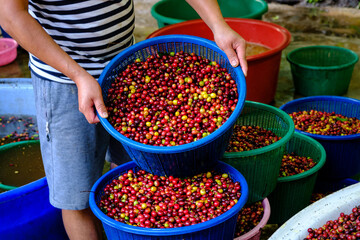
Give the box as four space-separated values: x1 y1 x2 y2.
147 18 291 104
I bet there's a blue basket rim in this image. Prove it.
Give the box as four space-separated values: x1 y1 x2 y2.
89 161 248 236
223 100 295 157
279 96 360 141
286 45 359 71
97 34 247 153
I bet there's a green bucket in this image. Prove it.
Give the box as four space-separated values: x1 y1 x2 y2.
268 132 326 225
222 101 295 204
151 0 268 28
287 45 359 96
0 140 42 191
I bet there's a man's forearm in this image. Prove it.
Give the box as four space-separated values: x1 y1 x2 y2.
0 0 88 83
186 0 228 34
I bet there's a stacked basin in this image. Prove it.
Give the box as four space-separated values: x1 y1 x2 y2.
91 35 249 239
280 96 360 180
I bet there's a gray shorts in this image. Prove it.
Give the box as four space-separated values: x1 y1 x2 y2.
32 72 110 210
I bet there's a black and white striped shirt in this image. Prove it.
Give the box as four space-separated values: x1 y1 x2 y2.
28 0 135 83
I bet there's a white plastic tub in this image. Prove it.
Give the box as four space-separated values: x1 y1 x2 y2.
269 182 360 239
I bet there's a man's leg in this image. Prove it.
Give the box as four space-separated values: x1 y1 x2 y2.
32 73 109 240
63 208 103 240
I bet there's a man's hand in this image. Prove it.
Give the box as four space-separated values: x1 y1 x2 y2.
185 0 248 77
213 26 248 77
76 74 108 124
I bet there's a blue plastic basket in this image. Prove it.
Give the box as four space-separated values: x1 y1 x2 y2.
98 35 247 178
89 161 248 240
279 96 360 180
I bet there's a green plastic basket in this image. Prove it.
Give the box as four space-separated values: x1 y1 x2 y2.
222 101 295 204
287 45 359 96
151 0 268 28
0 140 41 191
268 132 326 225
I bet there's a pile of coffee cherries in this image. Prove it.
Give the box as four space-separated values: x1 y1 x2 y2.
105 51 239 146
0 116 39 146
289 110 360 136
310 192 331 204
98 169 242 228
234 200 264 237
226 125 281 152
305 206 360 239
279 153 317 177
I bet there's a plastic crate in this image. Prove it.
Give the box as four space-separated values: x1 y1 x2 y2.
89 161 249 240
98 35 247 178
151 0 268 28
147 18 291 104
268 132 326 225
222 101 295 203
287 45 359 96
279 96 360 180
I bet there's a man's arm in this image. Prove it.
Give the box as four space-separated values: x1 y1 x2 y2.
186 0 248 76
0 0 108 123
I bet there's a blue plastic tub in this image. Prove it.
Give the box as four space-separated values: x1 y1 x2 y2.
279 96 360 180
314 178 359 193
0 178 68 240
89 161 248 240
98 35 247 178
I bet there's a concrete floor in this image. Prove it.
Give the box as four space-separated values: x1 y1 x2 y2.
1 2 359 108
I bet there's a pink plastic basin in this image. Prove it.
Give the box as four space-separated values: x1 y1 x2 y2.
0 38 18 66
234 198 271 240
147 18 291 104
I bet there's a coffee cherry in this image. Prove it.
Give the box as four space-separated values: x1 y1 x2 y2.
234 201 264 237
105 51 239 146
98 169 242 229
289 110 360 136
226 125 281 152
305 205 360 239
279 153 317 177
0 116 39 145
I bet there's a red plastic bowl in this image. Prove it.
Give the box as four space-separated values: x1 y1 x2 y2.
147 18 291 104
0 38 18 66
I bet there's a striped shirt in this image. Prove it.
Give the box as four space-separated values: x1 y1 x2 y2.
28 0 135 84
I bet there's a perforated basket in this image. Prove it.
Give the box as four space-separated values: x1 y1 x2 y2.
287 46 358 96
89 161 249 240
98 35 247 178
279 96 360 180
268 132 326 225
222 101 295 203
